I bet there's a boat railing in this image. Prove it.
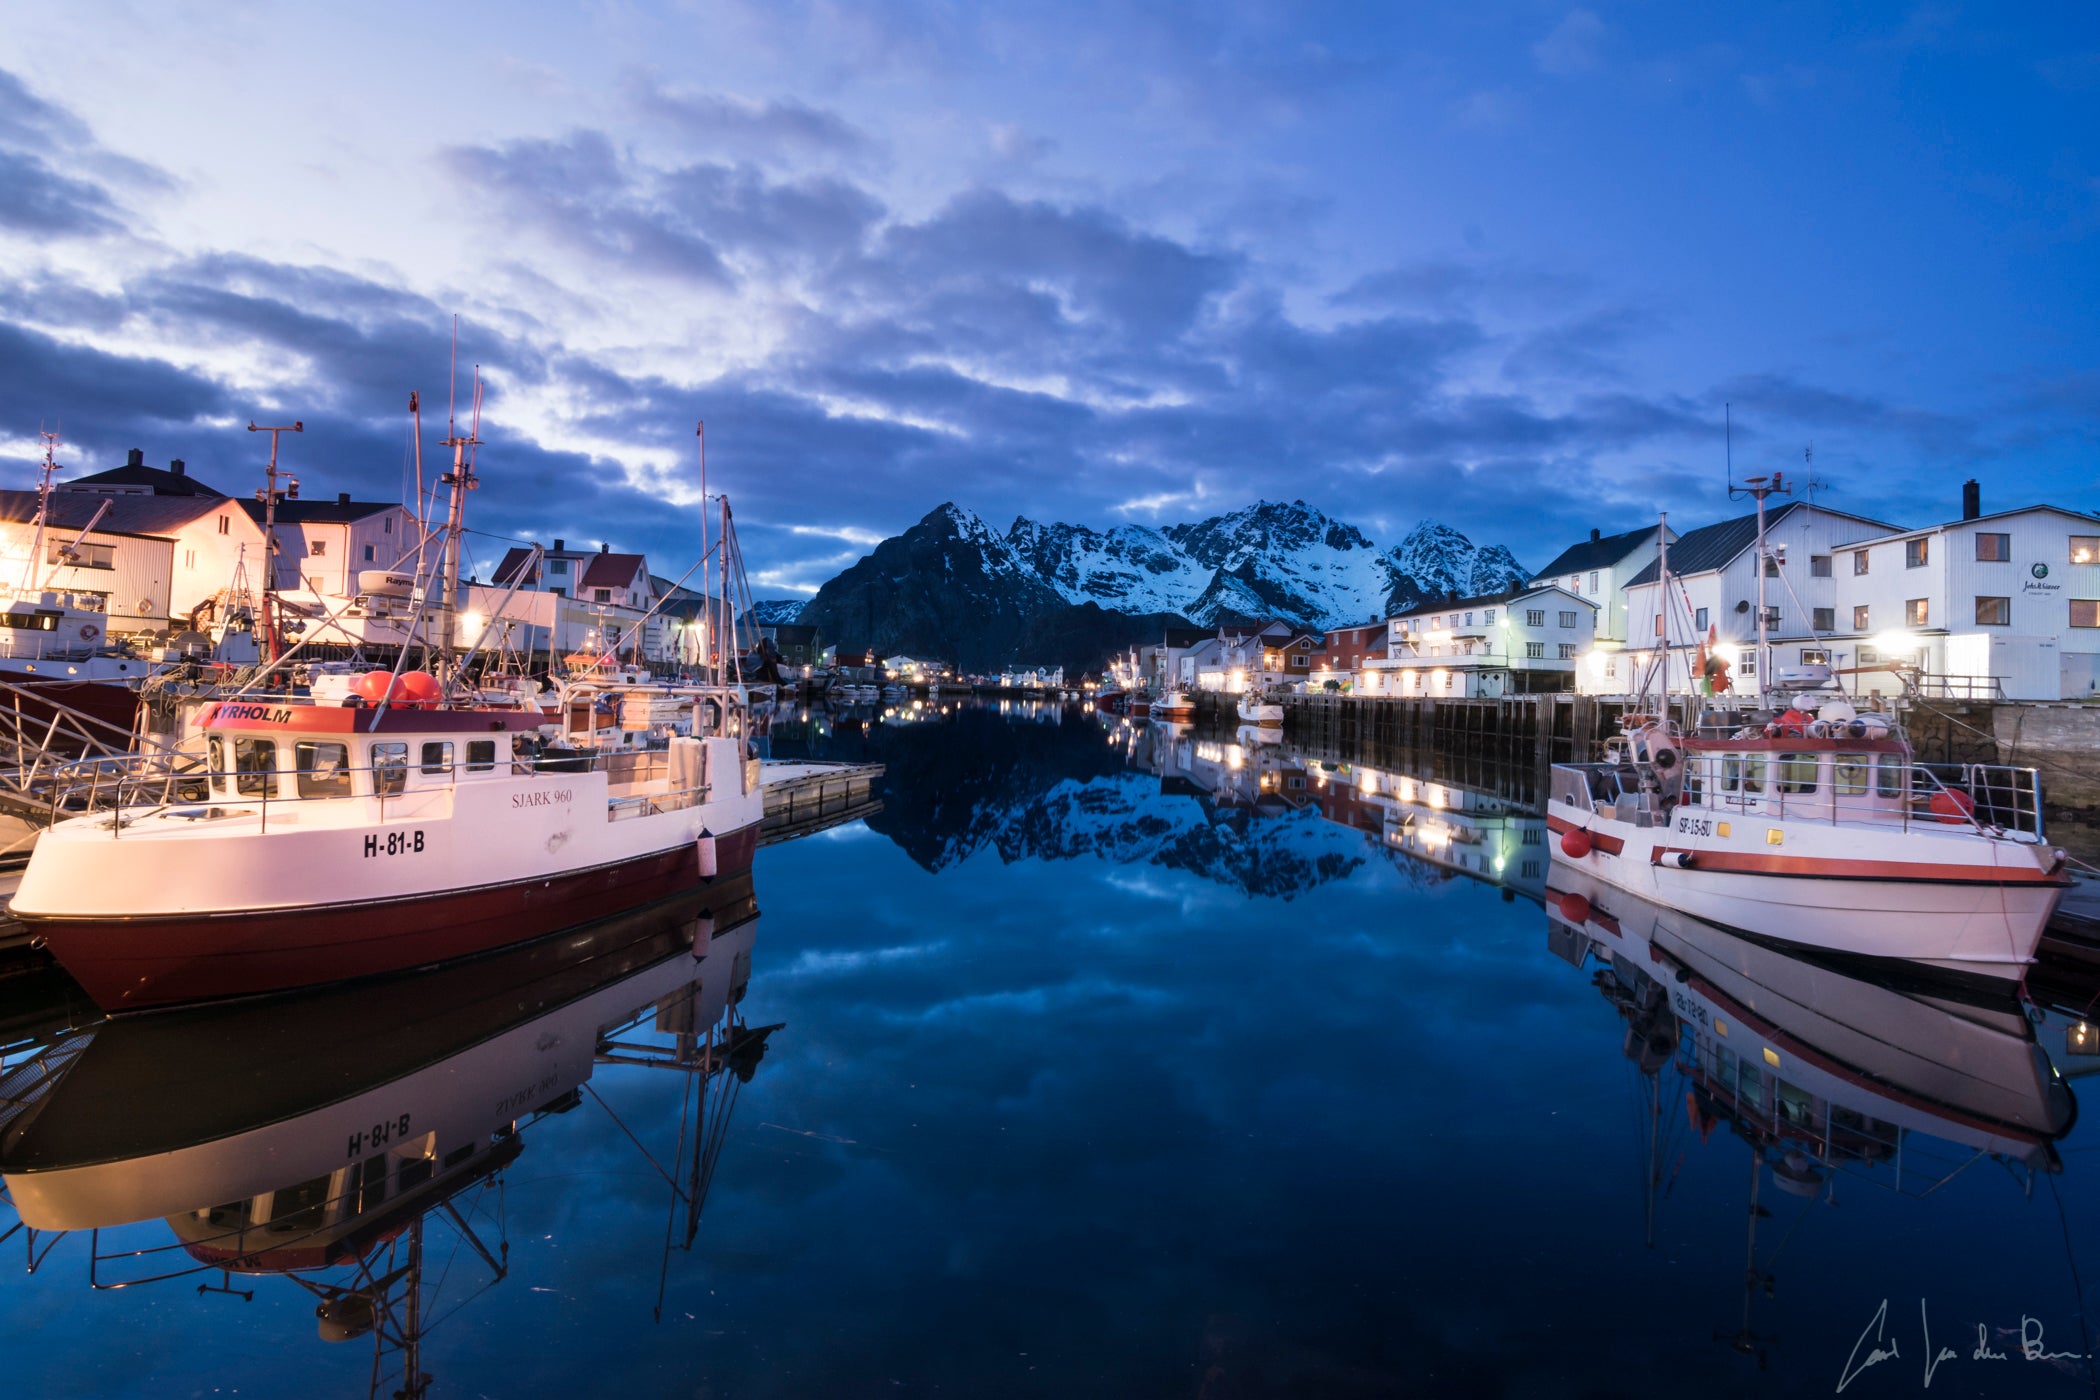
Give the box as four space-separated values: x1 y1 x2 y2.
1678 753 2046 842
45 747 718 838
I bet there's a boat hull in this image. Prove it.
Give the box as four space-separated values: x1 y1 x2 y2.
1546 803 2062 979
26 825 758 1012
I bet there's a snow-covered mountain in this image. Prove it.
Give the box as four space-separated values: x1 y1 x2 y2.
748 599 809 625
799 498 1530 669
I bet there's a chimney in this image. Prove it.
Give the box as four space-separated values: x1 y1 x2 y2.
126 448 144 468
1589 528 1601 543
169 459 186 477
1961 479 1980 522
601 542 610 553
338 492 351 505
553 538 565 552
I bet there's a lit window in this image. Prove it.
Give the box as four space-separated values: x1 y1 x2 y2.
1906 598 1928 626
2073 600 2100 629
1853 551 1870 575
1906 538 1929 568
1801 648 1830 664
1975 533 2011 562
1976 596 2010 626
310 540 326 557
1853 604 1870 631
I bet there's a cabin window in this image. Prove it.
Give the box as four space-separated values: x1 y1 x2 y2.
295 741 352 798
1875 757 1904 800
1722 756 1767 794
420 741 453 775
267 1175 331 1234
397 1156 435 1192
443 1142 478 1169
371 742 409 796
466 739 497 772
356 1155 389 1212
1778 754 1819 794
1833 757 1870 796
234 738 277 797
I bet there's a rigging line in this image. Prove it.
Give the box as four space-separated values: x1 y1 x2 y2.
2047 1172 2100 1400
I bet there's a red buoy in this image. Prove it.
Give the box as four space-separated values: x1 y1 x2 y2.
1558 891 1591 924
351 670 396 703
1560 828 1593 859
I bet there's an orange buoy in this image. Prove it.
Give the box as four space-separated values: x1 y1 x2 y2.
351 670 396 703
398 670 443 706
1928 790 1977 823
1560 828 1593 859
1558 891 1591 924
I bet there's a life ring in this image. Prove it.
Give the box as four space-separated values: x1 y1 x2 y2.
80 623 100 641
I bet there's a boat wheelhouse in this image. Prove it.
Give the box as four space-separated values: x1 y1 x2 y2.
10 677 764 1011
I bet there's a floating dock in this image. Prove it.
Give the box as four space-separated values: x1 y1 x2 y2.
759 761 884 846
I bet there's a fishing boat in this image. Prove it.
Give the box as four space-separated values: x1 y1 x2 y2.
1547 478 2067 982
1235 693 1284 726
8 414 768 1012
1150 689 1194 722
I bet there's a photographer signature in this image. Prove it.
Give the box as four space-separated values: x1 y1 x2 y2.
1838 1298 2089 1391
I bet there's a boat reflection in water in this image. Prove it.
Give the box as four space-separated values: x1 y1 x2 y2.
0 878 771 1397
1545 864 2075 1363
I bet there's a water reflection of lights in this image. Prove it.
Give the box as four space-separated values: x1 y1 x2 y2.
1396 776 1416 803
1426 783 1450 810
1225 746 1244 771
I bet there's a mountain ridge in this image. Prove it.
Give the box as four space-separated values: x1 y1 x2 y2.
791 498 1530 671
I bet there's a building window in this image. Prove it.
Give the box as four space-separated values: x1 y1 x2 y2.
218 515 230 535
1464 612 1474 626
384 516 395 534
1810 555 1831 577
2073 600 2100 628
1525 641 1545 659
310 540 326 557
1483 609 1495 625
1527 609 1545 627
1557 643 1576 659
47 542 115 569
1975 596 2011 625
1975 533 2011 562
1604 656 1617 677
550 559 569 575
1906 598 1928 626
1694 607 1709 631
1588 570 1599 593
1801 648 1830 665
1905 538 1929 568
364 544 375 561
2073 537 2100 566
593 588 611 602
1558 610 1578 628
1853 604 1870 631
184 548 196 569
1652 613 1662 636
1853 550 1869 575
1812 607 1834 631
1858 645 1880 664
1764 557 1780 578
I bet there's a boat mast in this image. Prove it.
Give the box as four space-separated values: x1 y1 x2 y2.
247 419 303 665
1733 473 1787 710
435 374 482 685
25 428 60 594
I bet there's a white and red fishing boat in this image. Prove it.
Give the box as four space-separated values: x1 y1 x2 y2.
9 408 769 1011
1150 689 1194 722
1548 479 2068 982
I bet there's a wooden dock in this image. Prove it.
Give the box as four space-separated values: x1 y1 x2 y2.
759 761 885 846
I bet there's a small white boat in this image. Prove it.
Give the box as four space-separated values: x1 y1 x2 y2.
1236 694 1284 725
1150 690 1194 722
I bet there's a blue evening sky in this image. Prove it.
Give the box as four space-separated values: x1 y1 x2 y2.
1 4 2095 594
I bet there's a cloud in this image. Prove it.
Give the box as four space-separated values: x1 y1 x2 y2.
629 74 884 166
0 69 172 238
1533 9 1606 76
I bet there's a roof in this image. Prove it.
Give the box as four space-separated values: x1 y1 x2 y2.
0 489 236 539
237 498 405 525
580 553 648 589
1623 502 1899 588
61 461 225 497
1828 503 2100 548
1531 524 1666 580
1159 626 1212 648
1390 584 1594 621
492 547 539 586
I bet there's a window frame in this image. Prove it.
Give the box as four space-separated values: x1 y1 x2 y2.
295 740 353 799
1974 533 2011 562
1975 596 2011 626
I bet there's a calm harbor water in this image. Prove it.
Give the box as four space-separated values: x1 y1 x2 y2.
4 700 2100 1398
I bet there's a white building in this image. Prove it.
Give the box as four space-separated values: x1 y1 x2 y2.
243 495 420 595
0 489 273 635
1600 501 1896 698
1364 586 1598 697
1530 523 1674 645
1826 488 2100 700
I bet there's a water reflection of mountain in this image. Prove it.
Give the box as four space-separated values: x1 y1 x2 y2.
765 702 1567 901
0 880 769 1397
1545 865 2076 1365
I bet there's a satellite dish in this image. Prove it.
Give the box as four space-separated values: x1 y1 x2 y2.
1734 600 1750 614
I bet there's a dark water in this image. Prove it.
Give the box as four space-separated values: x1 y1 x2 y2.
5 701 2100 1398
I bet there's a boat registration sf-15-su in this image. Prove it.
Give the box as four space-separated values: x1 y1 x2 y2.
9 690 765 1011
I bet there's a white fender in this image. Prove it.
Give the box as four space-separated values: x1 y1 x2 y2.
696 831 718 879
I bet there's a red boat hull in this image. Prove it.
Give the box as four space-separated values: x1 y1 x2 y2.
28 824 760 1012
